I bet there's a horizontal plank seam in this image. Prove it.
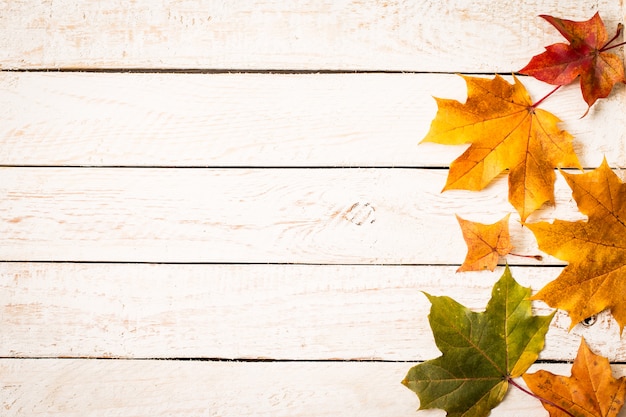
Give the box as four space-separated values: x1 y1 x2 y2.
0 260 564 267
0 357 409 362
0 357 606 364
0 68 527 76
0 165 452 169
0 166 598 171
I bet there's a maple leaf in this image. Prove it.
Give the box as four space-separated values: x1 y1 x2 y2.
402 266 554 417
526 159 626 331
523 338 626 417
520 13 626 108
456 214 513 272
422 74 581 221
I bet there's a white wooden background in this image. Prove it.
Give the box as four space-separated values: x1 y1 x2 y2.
1 1 626 416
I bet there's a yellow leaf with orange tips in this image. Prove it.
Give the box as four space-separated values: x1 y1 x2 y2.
422 74 581 221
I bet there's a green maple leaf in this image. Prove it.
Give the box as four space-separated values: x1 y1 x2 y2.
402 266 554 417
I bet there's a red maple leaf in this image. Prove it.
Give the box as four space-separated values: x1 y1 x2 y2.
520 13 626 108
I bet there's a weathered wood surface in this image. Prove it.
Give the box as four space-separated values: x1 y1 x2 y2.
1 72 624 168
0 0 622 71
2 0 626 416
2 263 625 361
1 167 591 264
11 359 619 417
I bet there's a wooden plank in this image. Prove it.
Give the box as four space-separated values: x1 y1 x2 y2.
0 1 622 71
3 263 625 361
0 167 592 264
5 359 626 417
1 72 624 168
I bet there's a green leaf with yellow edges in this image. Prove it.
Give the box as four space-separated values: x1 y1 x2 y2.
402 266 554 417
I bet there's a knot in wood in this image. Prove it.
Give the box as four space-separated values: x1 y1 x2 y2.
581 315 597 327
344 202 376 226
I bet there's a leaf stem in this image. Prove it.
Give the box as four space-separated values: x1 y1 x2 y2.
507 376 577 417
531 85 561 109
601 23 624 51
601 41 626 52
509 253 543 261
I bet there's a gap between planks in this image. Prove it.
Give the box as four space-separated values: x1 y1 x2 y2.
0 68 504 74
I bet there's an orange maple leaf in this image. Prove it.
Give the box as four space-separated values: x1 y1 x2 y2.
422 74 581 221
526 159 626 331
523 338 626 417
456 214 513 272
520 13 626 109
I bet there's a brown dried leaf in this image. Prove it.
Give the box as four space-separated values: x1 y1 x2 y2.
523 338 626 417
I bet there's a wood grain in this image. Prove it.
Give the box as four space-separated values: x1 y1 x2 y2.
0 167 593 264
2 263 625 361
3 2 626 415
4 359 626 417
0 0 622 71
1 72 624 168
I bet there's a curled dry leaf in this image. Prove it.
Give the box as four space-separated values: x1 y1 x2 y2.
526 159 626 332
523 338 626 417
402 266 554 417
422 74 581 221
456 214 513 272
520 13 626 109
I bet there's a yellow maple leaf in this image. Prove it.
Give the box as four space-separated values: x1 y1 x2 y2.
456 214 513 272
527 159 626 331
422 74 581 221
